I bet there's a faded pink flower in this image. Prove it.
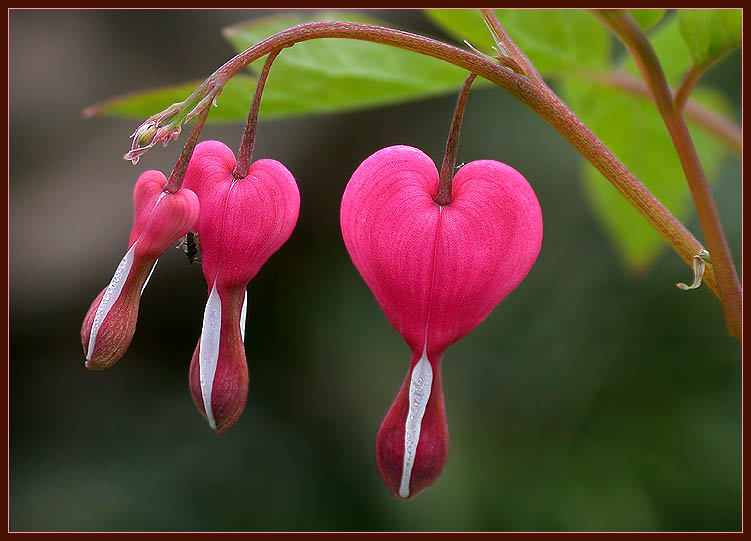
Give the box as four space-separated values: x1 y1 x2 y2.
340 145 543 499
183 141 300 434
81 171 199 370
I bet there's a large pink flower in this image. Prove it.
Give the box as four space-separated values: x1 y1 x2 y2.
81 171 199 370
183 141 300 434
340 145 543 499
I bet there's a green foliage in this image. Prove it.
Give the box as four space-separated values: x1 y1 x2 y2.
85 75 258 123
427 9 736 270
678 9 742 69
628 9 666 30
424 9 496 51
565 78 727 271
565 17 733 270
426 9 609 74
90 11 471 123
85 9 739 273
223 11 472 118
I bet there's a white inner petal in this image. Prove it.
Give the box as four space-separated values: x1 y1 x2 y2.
141 259 158 295
240 290 248 343
399 345 434 499
199 281 222 430
86 241 138 361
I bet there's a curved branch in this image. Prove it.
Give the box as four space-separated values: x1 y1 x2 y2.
674 64 705 113
593 10 740 340
135 20 721 298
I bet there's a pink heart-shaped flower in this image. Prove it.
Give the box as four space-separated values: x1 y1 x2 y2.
340 145 543 499
183 140 300 434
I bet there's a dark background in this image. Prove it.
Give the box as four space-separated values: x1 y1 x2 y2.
9 10 741 532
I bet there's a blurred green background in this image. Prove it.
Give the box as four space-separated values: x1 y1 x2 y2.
9 10 741 532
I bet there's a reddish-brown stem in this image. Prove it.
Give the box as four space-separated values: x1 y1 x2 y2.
674 64 705 114
164 106 210 193
435 73 478 206
233 49 281 180
593 9 741 341
580 71 741 154
139 20 721 300
480 8 540 82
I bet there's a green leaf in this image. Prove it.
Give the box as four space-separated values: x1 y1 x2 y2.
678 9 742 69
628 9 666 30
83 75 258 124
425 9 609 75
563 78 728 271
221 11 472 118
424 9 496 51
87 10 475 123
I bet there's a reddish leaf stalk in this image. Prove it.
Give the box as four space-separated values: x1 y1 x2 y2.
435 73 478 206
233 49 281 180
673 64 705 114
134 20 720 299
164 106 210 194
593 9 741 340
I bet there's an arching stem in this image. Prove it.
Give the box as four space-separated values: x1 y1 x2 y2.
233 49 281 180
592 9 741 340
128 21 725 306
435 73 478 206
164 106 210 193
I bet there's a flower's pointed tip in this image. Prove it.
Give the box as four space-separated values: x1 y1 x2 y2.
83 358 108 372
212 422 230 436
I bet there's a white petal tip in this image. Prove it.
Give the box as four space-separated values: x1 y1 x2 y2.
199 282 222 433
398 351 433 502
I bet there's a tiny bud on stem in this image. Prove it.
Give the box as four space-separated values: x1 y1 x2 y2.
233 50 281 180
434 73 478 206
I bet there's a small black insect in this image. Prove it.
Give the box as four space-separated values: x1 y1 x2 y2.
177 231 201 266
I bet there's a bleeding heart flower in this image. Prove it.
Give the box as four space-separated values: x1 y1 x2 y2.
340 145 543 499
183 140 300 434
81 170 200 370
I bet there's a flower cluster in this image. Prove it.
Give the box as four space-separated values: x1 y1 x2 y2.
81 141 299 435
83 58 542 500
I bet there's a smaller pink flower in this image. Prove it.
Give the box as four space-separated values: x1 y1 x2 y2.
183 141 300 434
81 171 199 370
